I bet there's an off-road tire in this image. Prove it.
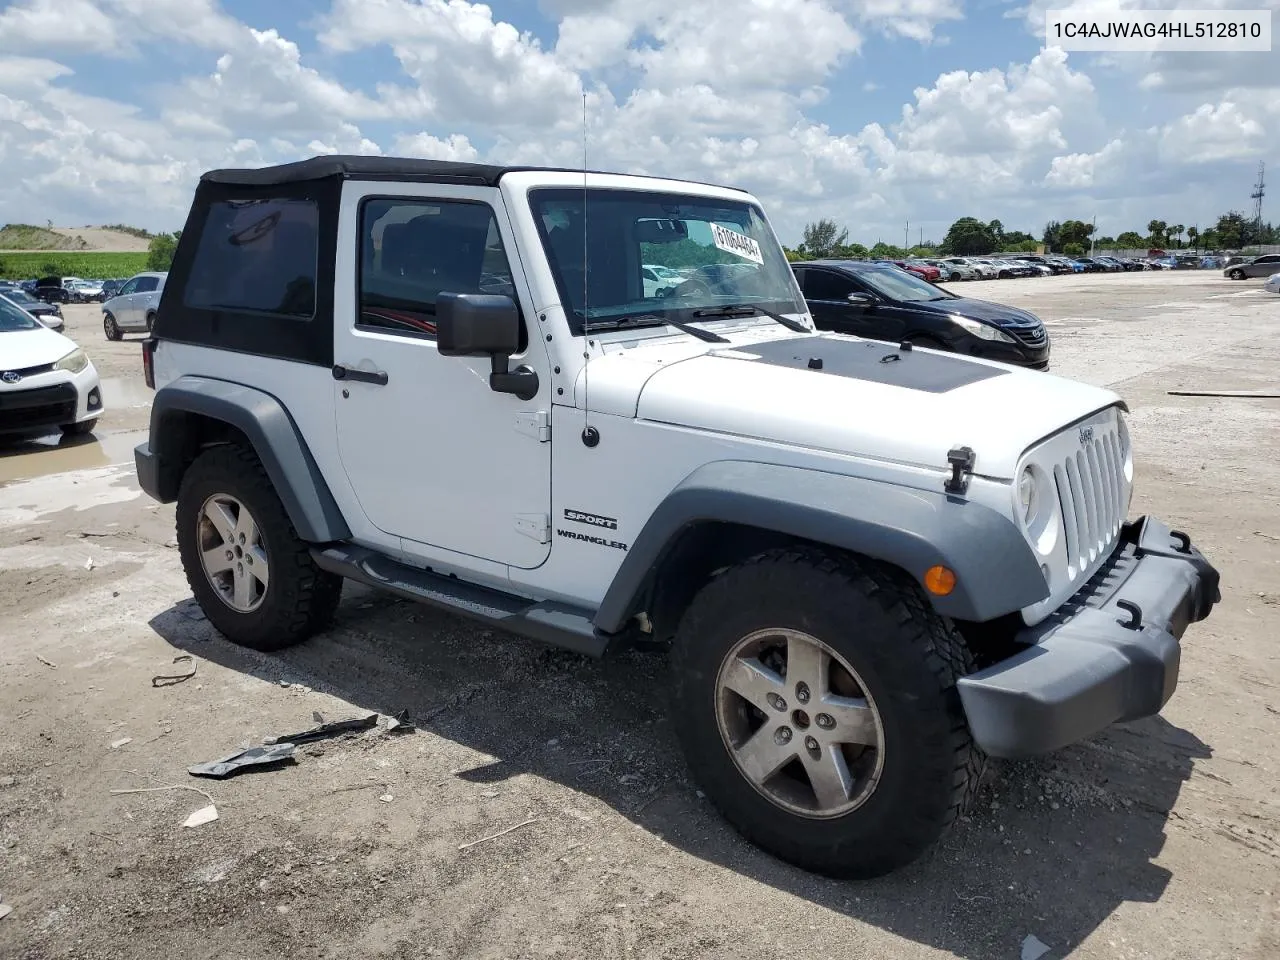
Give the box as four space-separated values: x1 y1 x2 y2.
176 444 342 651
670 547 984 879
103 313 122 341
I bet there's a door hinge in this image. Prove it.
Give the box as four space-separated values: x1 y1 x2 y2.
515 513 551 544
514 410 551 442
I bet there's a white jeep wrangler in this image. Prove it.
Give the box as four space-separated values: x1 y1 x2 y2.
134 156 1220 878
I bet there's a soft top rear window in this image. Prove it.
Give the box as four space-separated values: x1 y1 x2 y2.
183 198 319 319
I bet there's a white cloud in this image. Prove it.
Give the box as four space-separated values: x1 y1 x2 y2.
1044 138 1124 188
1158 102 1266 164
393 131 480 161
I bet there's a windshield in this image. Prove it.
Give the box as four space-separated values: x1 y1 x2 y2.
859 267 953 302
530 187 803 334
7 290 38 304
0 295 42 332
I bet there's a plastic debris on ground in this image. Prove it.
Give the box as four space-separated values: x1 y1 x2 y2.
1020 934 1052 960
188 743 297 779
183 805 219 828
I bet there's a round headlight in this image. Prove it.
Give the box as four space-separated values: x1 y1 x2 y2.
1018 466 1039 524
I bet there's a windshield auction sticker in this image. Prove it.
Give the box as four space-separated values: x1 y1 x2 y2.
710 224 765 265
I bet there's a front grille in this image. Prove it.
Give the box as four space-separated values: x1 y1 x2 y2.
0 382 77 430
1012 324 1047 347
1052 424 1127 575
2 361 55 377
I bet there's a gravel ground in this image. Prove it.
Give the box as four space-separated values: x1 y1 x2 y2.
1 271 1278 960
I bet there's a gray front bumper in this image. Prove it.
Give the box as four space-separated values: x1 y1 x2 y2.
957 516 1221 759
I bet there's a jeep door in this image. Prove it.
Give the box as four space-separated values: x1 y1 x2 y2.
333 183 553 569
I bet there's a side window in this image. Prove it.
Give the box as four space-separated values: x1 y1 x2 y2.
183 198 319 318
791 266 807 293
804 269 857 301
118 278 139 296
358 198 518 340
135 277 159 294
1258 255 1280 264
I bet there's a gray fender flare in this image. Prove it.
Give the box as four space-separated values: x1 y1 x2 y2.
593 460 1048 631
145 376 350 543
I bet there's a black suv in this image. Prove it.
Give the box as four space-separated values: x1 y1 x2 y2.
792 260 1050 369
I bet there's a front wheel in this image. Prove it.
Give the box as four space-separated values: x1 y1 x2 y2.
670 548 984 879
176 444 343 651
1228 269 1245 280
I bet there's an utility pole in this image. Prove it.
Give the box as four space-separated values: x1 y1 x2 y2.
904 220 909 252
1089 214 1097 256
1249 162 1265 245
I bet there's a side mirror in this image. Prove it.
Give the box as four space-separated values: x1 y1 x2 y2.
435 292 538 401
846 292 876 307
436 292 521 356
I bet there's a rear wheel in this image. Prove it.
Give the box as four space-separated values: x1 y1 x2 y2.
103 313 122 341
176 445 343 651
670 548 984 879
1228 268 1245 280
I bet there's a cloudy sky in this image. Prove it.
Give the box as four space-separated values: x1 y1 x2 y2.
0 0 1275 245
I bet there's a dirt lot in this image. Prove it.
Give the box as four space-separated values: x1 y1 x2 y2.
1 273 1278 960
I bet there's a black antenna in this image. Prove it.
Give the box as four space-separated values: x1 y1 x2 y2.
581 90 599 448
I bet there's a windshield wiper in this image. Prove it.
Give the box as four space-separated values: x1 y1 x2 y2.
691 303 808 333
584 314 729 343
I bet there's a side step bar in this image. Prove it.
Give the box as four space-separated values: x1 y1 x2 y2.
311 545 612 658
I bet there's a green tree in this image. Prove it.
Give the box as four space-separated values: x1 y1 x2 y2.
1171 224 1185 249
1043 220 1062 251
869 242 904 259
1146 219 1167 246
1058 219 1094 248
146 231 181 271
940 217 996 255
800 219 848 259
1214 211 1248 249
1116 231 1144 248
1063 241 1085 257
834 242 870 259
1186 226 1199 249
1095 236 1115 248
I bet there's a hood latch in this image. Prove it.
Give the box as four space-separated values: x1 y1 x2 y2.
944 446 975 495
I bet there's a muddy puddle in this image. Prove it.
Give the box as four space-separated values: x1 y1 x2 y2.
0 429 145 485
98 377 154 408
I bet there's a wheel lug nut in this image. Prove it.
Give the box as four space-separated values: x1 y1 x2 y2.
225 550 234 561
816 713 834 729
767 693 786 711
795 682 810 704
775 726 793 744
805 736 819 751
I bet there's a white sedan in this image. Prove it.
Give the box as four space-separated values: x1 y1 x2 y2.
0 293 105 436
1265 272 1280 295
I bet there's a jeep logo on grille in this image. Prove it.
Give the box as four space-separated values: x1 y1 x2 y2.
1079 426 1094 443
1 371 20 384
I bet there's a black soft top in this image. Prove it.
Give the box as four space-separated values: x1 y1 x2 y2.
199 154 745 192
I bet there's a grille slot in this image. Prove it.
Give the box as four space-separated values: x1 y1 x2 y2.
1053 422 1127 577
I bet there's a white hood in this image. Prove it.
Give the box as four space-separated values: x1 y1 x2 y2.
584 331 1121 480
0 324 77 371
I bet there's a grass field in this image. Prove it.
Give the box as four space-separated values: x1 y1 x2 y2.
0 224 87 252
0 251 149 280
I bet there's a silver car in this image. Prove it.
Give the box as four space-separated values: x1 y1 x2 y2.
1224 254 1280 280
102 272 167 340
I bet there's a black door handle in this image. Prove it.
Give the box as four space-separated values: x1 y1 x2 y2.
332 364 388 386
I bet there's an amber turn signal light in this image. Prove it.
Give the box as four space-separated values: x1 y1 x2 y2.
923 565 956 596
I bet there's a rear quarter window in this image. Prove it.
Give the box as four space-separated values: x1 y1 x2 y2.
183 198 319 318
